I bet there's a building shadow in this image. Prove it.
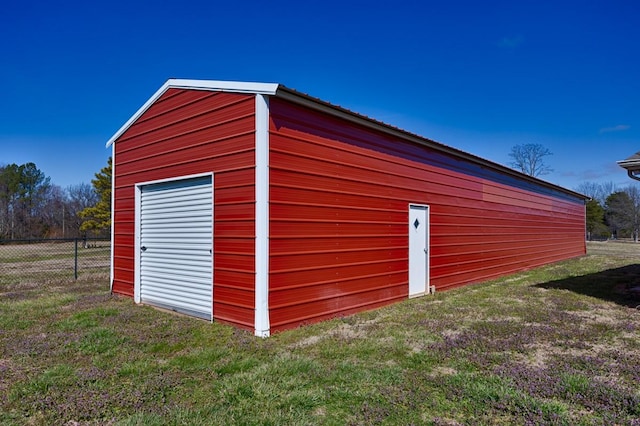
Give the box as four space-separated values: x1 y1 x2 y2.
535 264 640 308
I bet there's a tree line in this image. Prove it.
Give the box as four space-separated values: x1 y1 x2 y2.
508 144 640 241
0 158 111 240
2 153 640 242
577 181 640 241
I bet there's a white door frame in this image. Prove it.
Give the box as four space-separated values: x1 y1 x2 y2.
408 204 430 297
134 172 214 321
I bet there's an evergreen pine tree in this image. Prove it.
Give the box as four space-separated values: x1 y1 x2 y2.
79 157 111 236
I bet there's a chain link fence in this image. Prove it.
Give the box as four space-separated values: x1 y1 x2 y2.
0 238 110 283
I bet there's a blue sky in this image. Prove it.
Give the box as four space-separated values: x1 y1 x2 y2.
1 0 638 192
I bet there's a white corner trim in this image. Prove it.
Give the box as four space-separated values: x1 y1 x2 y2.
105 79 279 148
254 94 270 337
109 145 115 292
133 184 141 304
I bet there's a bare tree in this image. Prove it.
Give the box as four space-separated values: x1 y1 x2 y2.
508 143 553 177
574 181 617 205
575 182 599 200
39 184 67 237
67 183 98 212
67 183 98 237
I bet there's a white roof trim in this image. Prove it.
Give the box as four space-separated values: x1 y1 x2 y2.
166 79 279 95
105 79 279 147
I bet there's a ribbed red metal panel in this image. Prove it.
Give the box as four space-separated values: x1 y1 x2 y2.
112 89 256 330
268 97 585 332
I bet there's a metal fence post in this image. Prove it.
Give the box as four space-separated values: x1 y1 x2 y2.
74 238 78 280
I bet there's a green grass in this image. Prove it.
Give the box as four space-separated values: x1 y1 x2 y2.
1 241 640 425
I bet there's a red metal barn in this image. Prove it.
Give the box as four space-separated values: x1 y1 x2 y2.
106 79 587 336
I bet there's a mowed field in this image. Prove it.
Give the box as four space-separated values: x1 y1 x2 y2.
0 241 639 425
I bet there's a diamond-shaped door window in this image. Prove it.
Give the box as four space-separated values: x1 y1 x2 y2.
413 218 420 229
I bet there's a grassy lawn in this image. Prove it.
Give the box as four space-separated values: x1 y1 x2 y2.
1 241 639 425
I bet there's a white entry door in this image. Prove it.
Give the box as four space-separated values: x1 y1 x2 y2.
409 204 430 297
139 175 213 320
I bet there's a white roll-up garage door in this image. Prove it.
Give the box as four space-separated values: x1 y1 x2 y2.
140 176 213 320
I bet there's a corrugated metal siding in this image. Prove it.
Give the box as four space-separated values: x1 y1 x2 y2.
268 98 585 332
112 89 256 330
